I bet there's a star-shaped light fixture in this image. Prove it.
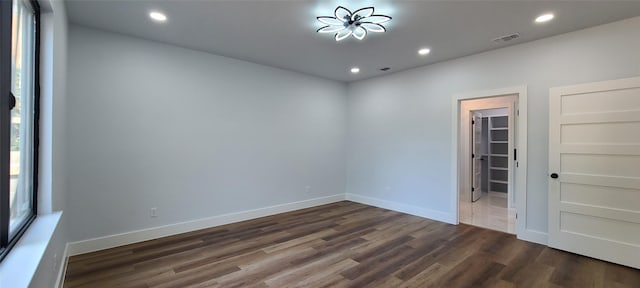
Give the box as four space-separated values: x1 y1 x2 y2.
317 6 392 41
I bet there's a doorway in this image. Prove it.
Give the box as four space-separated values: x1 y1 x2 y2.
461 106 515 233
452 87 528 238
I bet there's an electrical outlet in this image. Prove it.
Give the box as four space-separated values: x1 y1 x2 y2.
150 207 158 218
305 185 311 194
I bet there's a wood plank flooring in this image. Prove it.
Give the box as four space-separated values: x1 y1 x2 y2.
64 201 640 288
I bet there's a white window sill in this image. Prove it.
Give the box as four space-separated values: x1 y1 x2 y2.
0 211 62 288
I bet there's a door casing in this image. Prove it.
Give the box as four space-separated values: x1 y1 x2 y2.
452 86 529 240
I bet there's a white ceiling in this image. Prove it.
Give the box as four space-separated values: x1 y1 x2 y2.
66 0 640 82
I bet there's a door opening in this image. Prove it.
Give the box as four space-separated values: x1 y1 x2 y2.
452 86 528 241
458 95 517 234
459 96 516 234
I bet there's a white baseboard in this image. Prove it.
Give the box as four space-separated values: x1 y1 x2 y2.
54 244 69 288
345 193 548 246
67 194 346 256
65 192 547 259
345 193 456 224
517 228 548 245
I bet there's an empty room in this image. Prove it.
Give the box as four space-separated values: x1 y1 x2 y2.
1 0 640 287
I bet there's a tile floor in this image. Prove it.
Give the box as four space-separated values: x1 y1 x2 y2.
459 191 516 234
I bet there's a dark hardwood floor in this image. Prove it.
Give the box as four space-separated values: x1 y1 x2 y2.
64 201 640 288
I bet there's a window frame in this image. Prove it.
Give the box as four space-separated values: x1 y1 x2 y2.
0 0 40 262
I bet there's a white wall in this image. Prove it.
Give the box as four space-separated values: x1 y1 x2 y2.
65 26 347 242
31 0 69 287
38 0 68 215
347 16 640 234
50 0 68 216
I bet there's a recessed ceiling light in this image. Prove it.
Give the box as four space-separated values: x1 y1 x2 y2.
535 13 554 23
350 67 360 74
418 48 431 56
149 11 167 22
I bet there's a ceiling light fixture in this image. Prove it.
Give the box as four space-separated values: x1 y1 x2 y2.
418 48 431 56
149 11 167 22
317 6 391 41
535 13 554 23
350 67 360 74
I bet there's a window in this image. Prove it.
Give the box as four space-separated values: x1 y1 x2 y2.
0 0 40 261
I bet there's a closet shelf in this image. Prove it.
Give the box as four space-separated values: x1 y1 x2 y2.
481 114 510 197
490 167 508 171
489 190 507 194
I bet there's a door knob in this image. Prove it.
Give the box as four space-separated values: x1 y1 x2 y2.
550 173 559 179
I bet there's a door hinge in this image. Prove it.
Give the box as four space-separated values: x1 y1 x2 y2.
471 187 475 192
472 153 475 159
516 213 518 219
472 120 475 125
517 109 519 116
514 149 517 161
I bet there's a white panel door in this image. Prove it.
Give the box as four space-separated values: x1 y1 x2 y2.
549 76 640 269
472 112 482 202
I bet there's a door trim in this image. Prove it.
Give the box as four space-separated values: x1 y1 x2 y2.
451 86 538 243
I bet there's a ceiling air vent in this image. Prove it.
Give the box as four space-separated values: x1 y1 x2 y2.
492 33 520 43
380 67 391 71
